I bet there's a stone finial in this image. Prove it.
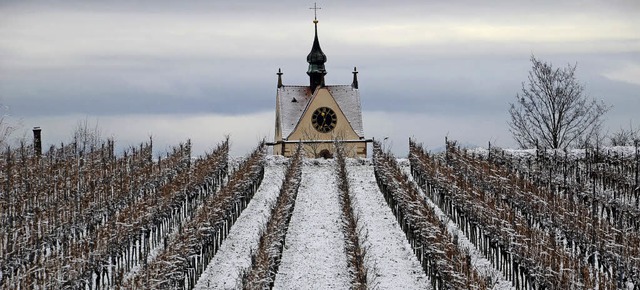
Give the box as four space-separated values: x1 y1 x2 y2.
352 67 359 89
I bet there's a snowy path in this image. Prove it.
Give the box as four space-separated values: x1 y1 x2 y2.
399 159 514 290
195 157 287 289
273 159 350 290
346 159 431 289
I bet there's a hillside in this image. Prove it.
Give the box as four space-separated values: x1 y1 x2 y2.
1 139 638 289
196 158 435 289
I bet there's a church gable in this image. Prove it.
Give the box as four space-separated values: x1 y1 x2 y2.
277 85 363 141
276 86 313 140
326 86 363 137
287 87 360 141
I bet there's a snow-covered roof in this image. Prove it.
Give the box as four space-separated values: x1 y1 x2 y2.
277 85 364 139
328 86 364 137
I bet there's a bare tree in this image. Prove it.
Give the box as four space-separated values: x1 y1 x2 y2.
0 104 16 150
301 127 323 158
609 122 640 146
508 55 610 149
73 118 102 153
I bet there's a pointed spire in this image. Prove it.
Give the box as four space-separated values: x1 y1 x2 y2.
277 68 283 88
307 17 327 89
352 67 359 89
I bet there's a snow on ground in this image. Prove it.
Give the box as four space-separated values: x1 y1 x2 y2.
398 159 514 290
273 159 350 290
468 146 639 159
195 156 288 289
191 156 515 289
346 158 431 289
124 156 241 284
122 230 170 283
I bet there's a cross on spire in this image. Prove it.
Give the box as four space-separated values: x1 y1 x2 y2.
309 2 321 21
307 2 326 89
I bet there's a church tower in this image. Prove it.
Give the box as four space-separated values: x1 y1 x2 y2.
272 14 369 158
306 18 327 89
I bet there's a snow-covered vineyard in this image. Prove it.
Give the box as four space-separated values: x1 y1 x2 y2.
1 138 638 289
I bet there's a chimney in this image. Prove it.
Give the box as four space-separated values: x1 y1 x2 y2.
33 127 42 156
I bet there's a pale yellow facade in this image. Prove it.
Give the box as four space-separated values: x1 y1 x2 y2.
273 87 367 158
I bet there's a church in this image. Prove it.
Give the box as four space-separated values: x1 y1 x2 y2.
272 16 369 158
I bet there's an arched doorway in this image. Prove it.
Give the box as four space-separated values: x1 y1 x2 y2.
319 149 333 159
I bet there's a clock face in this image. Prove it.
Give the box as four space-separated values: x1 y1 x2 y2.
311 107 337 133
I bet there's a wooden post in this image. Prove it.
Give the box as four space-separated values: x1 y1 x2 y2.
635 140 639 207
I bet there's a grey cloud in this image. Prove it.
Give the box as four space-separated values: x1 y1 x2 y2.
1 1 638 155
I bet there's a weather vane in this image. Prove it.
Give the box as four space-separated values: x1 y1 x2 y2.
309 2 321 21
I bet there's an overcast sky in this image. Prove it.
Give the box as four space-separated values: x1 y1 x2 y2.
1 0 639 156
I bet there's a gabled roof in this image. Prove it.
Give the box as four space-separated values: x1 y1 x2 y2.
277 85 364 139
327 86 363 137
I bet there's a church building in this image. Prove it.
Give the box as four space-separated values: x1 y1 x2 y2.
272 17 368 158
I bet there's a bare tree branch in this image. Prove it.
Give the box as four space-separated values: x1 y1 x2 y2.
508 55 610 149
609 122 640 146
0 105 17 150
